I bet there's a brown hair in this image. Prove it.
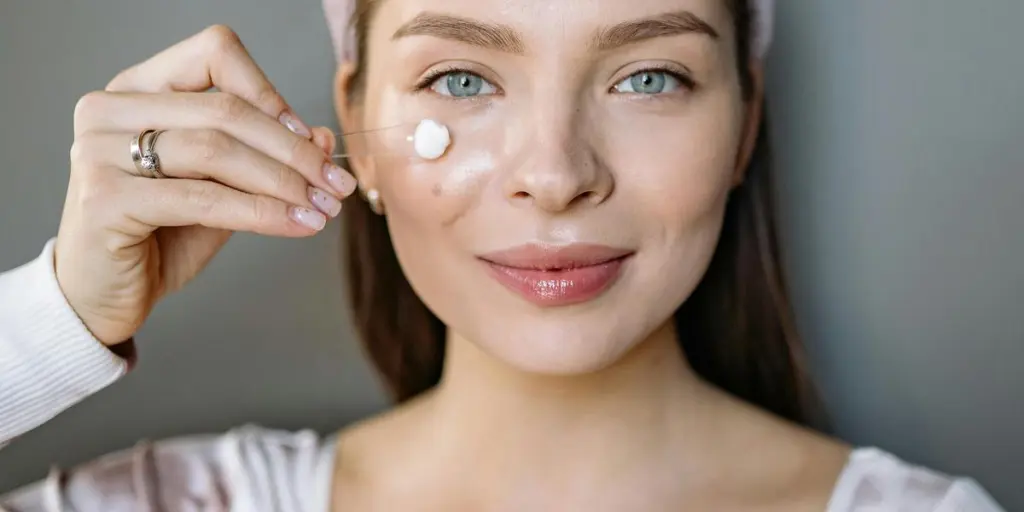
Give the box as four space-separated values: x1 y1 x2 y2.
342 1 822 426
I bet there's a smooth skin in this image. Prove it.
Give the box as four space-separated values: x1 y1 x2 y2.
52 1 851 510
331 0 849 510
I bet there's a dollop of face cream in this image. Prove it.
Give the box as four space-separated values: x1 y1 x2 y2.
413 119 451 160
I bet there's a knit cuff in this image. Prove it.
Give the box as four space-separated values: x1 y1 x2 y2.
0 238 129 443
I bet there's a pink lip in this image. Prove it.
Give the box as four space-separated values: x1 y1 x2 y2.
478 244 633 306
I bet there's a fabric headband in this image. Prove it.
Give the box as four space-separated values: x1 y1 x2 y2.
322 0 775 65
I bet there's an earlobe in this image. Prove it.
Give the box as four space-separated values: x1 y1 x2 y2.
733 63 765 187
333 61 377 191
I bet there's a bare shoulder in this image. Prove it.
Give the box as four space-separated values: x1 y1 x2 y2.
330 396 439 510
700 388 853 511
0 425 332 511
712 392 1005 511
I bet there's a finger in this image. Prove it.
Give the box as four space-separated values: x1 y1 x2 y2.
124 176 328 236
105 24 312 139
79 130 342 218
74 92 358 199
311 126 336 155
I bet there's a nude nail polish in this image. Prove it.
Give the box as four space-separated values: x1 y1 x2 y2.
323 163 357 196
279 111 312 138
308 187 342 217
289 206 326 230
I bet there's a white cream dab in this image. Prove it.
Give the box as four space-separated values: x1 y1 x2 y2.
412 119 451 160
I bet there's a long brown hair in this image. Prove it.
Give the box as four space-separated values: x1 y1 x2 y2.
342 0 821 426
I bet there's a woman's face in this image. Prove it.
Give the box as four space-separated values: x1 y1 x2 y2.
338 0 759 374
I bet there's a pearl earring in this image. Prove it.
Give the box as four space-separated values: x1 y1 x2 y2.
365 188 384 215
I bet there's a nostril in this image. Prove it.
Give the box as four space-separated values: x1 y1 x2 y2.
573 191 599 206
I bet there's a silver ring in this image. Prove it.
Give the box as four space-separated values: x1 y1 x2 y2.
130 129 166 178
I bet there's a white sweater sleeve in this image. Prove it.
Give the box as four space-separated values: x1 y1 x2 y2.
0 238 128 448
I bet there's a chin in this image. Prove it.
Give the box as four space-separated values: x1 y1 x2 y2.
418 254 703 377
483 322 640 375
454 291 679 376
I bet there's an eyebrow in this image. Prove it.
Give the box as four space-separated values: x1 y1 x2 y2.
592 11 720 52
391 10 718 54
392 12 526 54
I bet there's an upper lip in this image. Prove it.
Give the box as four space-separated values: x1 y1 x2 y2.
478 243 634 270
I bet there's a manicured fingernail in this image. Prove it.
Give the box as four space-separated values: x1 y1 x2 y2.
308 186 342 217
289 206 326 230
323 162 357 196
279 111 312 138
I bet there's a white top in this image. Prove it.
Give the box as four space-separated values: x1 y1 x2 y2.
0 241 1006 511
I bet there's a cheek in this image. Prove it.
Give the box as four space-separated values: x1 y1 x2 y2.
379 166 456 316
375 152 498 231
364 90 516 225
374 155 492 306
377 159 463 289
602 90 746 314
608 93 745 233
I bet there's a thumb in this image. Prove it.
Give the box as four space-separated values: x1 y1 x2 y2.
311 126 337 155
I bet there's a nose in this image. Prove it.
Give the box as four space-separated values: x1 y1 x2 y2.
502 113 614 213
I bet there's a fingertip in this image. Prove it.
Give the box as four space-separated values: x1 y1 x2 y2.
279 111 313 139
311 126 336 154
288 205 328 232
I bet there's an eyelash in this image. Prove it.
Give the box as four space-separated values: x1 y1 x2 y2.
412 65 697 99
413 64 495 96
615 66 697 93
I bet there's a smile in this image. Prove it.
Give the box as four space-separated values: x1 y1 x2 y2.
478 244 633 306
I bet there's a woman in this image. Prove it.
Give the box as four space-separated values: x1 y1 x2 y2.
0 0 1006 509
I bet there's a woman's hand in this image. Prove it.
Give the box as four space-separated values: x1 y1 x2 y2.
54 25 356 346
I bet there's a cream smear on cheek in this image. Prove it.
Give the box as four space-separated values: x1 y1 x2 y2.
432 149 495 196
412 119 451 160
410 119 496 208
407 115 521 203
410 118 495 197
383 118 504 224
368 83 520 224
409 117 509 196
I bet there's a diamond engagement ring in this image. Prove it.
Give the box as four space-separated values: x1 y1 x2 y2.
130 129 166 178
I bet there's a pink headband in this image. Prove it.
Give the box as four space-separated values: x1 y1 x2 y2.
323 0 775 64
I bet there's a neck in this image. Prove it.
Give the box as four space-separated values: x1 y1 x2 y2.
416 321 724 497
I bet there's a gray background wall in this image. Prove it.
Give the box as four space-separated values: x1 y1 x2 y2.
1 0 1020 508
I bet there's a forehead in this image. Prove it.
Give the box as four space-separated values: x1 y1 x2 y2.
367 0 736 49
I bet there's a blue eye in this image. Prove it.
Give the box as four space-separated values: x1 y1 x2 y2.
613 70 683 95
430 71 498 98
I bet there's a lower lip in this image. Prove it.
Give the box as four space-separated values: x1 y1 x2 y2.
483 257 628 306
